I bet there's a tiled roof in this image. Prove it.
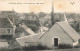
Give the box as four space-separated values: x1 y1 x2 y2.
56 21 80 42
0 18 13 28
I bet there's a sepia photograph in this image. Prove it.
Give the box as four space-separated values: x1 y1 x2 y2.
0 0 80 51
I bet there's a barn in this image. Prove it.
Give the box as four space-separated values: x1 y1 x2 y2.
16 20 80 48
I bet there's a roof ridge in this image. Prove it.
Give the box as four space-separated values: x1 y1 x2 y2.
7 17 14 27
0 18 13 28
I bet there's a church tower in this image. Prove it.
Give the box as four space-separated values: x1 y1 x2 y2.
51 1 55 25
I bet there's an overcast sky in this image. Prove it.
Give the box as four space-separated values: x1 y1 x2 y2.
0 0 80 13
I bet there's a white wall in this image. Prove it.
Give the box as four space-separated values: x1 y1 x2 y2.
40 23 73 48
73 41 78 46
0 28 14 35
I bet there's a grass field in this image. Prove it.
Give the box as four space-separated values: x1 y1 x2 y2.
53 48 80 51
0 48 80 51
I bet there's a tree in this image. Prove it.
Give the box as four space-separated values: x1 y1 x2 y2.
38 12 46 18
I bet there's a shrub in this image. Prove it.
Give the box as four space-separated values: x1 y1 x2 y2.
23 44 50 50
58 44 73 49
0 48 9 51
74 44 80 48
23 46 37 50
36 44 50 50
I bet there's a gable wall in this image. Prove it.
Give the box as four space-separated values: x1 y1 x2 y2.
40 23 74 48
0 28 14 35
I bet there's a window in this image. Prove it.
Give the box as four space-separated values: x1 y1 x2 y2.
78 39 80 44
7 29 10 33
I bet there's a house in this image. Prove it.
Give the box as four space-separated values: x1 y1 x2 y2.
0 10 19 26
18 12 40 32
0 18 15 39
19 23 36 37
15 23 36 38
19 23 36 35
0 42 9 48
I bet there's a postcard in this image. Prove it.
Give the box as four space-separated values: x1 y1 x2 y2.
0 0 80 51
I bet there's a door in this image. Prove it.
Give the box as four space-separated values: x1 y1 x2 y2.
54 38 58 46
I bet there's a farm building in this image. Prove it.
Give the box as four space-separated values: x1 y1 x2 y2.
16 20 80 48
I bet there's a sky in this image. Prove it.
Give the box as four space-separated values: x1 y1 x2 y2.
0 0 80 13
